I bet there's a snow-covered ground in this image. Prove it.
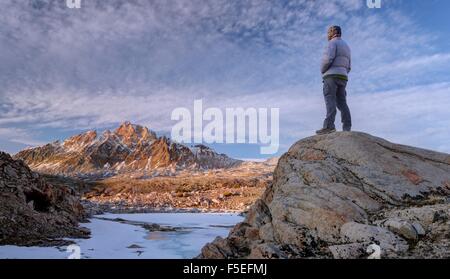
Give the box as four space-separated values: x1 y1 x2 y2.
0 213 243 259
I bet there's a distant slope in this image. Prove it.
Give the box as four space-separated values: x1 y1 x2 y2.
14 122 241 176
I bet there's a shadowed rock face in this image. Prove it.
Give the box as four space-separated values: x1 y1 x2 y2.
0 152 89 246
198 132 450 259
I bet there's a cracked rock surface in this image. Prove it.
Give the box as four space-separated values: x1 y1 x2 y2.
198 132 450 259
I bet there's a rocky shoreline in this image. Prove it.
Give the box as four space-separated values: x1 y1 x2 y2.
0 152 90 247
1 149 272 247
82 199 246 216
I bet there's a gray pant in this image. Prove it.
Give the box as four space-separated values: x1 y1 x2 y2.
323 78 352 131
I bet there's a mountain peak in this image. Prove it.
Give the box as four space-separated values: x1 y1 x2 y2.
114 122 157 146
14 122 241 175
115 121 139 133
63 130 97 149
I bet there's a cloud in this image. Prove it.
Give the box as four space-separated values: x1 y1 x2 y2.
0 127 46 147
0 0 449 155
351 82 450 152
2 80 450 154
2 0 424 92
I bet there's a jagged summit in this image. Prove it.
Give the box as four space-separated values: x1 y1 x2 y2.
114 121 157 146
199 132 450 259
14 122 241 176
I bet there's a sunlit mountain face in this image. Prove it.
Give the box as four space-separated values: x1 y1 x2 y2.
14 122 242 176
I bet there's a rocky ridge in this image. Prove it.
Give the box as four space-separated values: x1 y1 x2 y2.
199 132 450 259
15 122 241 177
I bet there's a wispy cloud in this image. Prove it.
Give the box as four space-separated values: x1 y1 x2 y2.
0 0 449 156
0 127 46 147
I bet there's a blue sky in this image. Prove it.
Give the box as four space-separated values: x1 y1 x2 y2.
1 0 450 159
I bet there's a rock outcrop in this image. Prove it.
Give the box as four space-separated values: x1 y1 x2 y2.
199 132 450 259
14 122 241 177
0 152 89 246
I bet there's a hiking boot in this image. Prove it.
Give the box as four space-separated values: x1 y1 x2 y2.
315 128 336 135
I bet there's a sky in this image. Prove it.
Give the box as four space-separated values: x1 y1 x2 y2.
1 0 450 159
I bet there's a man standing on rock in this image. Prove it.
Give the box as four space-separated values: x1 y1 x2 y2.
316 26 352 135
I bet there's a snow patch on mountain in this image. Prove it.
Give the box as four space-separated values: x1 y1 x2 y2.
14 122 242 177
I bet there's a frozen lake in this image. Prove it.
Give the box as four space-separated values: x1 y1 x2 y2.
0 213 243 259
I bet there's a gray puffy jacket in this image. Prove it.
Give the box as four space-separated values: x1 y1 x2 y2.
321 37 351 78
